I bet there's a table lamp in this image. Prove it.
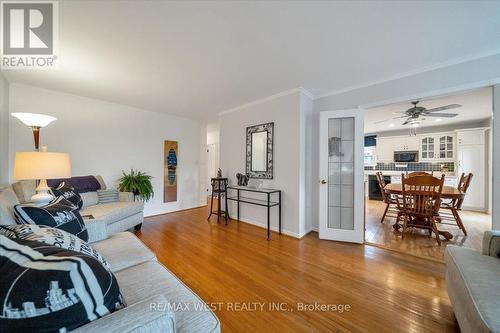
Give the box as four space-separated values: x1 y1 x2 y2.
11 113 57 151
14 151 71 204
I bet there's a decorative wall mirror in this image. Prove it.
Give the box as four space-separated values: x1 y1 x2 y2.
246 122 274 179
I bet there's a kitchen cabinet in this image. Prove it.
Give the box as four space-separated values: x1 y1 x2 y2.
456 129 487 211
457 129 485 146
419 132 455 161
375 137 395 162
393 136 419 151
376 136 419 162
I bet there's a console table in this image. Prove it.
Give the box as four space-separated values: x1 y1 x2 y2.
227 186 281 240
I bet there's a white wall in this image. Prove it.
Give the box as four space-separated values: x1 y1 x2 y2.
493 84 500 230
8 84 203 217
0 74 9 186
219 90 313 237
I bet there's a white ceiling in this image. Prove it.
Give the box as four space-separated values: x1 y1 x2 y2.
2 1 500 121
364 87 493 134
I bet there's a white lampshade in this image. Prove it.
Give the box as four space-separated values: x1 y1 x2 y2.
14 152 71 181
11 113 57 127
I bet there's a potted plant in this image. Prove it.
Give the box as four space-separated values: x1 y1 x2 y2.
118 169 154 202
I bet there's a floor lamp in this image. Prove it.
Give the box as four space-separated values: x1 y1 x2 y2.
11 113 57 151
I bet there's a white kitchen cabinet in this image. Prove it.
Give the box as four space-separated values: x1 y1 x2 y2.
420 136 436 160
456 129 488 211
393 136 419 151
457 129 485 146
419 132 455 161
376 137 395 162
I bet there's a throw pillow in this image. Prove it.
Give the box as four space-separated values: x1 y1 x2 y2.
0 224 109 269
13 196 89 241
51 182 83 209
0 235 125 332
97 189 119 204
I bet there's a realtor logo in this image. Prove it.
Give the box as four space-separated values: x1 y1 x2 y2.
1 1 58 68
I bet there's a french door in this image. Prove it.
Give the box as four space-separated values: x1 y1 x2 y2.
319 109 365 243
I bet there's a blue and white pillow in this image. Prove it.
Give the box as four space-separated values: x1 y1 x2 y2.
0 224 109 269
51 182 83 209
14 197 88 241
0 235 125 332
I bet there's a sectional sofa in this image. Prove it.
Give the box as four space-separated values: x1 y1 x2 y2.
0 181 221 332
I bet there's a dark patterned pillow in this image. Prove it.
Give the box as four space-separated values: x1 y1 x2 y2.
0 235 125 332
0 224 109 269
51 182 83 209
13 197 88 241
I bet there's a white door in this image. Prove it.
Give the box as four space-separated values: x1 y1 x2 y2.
319 109 365 243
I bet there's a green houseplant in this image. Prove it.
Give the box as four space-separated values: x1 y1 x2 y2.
118 169 154 202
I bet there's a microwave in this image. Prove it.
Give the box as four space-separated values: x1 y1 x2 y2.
394 151 419 163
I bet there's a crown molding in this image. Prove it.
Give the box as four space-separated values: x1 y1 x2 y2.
316 49 500 100
218 87 313 116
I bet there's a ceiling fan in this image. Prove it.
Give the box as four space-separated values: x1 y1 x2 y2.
375 101 462 125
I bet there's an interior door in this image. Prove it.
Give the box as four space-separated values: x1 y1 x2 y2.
319 109 365 243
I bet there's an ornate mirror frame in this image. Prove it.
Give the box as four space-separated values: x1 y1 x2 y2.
246 122 274 179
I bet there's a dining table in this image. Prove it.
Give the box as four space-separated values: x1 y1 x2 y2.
383 183 465 240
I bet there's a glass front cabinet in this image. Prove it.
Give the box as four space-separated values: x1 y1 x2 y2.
420 133 455 161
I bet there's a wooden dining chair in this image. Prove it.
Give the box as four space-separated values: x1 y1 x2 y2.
438 173 473 236
407 171 432 177
375 172 401 224
397 174 445 245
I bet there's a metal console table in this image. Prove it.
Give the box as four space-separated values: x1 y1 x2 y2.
227 186 281 240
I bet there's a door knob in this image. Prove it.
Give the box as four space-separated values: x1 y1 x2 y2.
320 180 327 184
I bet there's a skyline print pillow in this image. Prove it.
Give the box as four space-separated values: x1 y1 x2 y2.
0 224 109 269
14 196 88 241
51 182 83 209
0 235 125 332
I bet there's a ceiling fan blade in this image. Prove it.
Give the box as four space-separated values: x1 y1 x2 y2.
374 118 390 124
425 104 462 113
402 118 411 125
425 113 458 118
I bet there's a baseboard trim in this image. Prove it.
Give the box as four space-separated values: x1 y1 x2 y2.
235 216 303 239
145 204 207 218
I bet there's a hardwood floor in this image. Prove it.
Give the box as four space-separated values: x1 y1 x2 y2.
136 206 459 333
365 198 491 262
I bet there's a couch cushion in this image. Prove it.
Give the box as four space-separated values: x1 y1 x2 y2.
445 245 500 333
91 232 155 272
115 261 220 333
80 202 143 225
81 192 99 208
0 186 20 225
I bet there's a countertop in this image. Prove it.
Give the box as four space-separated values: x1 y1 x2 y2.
364 170 456 177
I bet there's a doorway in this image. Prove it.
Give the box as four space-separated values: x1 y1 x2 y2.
362 87 493 261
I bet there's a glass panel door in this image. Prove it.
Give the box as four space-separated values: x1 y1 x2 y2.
319 109 364 243
328 118 354 230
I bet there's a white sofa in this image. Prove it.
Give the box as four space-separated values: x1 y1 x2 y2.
445 231 500 333
0 185 221 332
8 175 144 234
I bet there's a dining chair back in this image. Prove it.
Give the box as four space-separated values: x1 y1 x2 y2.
407 171 432 177
455 173 473 209
398 174 445 245
376 172 401 224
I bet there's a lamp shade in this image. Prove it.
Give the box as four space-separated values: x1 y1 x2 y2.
14 152 71 180
11 113 57 127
